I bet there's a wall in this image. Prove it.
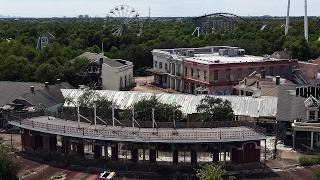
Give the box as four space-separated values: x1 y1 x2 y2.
101 64 133 91
298 61 318 83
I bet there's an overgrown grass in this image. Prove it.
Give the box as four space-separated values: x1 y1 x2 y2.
299 155 320 166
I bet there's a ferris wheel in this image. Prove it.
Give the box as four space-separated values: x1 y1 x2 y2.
108 5 140 36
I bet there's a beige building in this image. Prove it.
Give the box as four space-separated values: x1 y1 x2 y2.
101 58 134 90
76 52 134 90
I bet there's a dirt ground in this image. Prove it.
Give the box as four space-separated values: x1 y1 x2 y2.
133 76 179 94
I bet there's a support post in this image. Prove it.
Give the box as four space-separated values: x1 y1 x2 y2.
77 106 80 127
264 139 267 161
173 149 178 165
112 103 115 127
152 108 155 129
132 108 135 128
311 131 314 150
94 104 97 128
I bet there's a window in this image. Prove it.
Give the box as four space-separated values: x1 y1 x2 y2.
191 68 194 77
165 63 168 70
185 67 188 76
204 70 207 80
214 70 219 81
310 111 316 121
120 77 123 88
154 61 158 68
125 76 127 87
159 62 163 69
197 69 200 78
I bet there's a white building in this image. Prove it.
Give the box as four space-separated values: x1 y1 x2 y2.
76 52 134 91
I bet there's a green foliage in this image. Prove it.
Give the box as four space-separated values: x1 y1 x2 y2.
0 18 319 85
196 163 226 180
299 155 320 166
196 96 234 122
65 88 112 120
122 96 182 122
0 144 20 180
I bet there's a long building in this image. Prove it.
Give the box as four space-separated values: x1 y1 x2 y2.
150 46 317 95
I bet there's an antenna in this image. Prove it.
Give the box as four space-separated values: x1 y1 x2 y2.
304 0 309 42
285 0 290 36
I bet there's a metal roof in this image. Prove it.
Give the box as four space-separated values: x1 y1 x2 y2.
61 89 278 118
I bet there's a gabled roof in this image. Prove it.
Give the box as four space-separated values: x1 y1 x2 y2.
304 96 320 108
17 83 73 109
76 52 128 68
0 82 44 107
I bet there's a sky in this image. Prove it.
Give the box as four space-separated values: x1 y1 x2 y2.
0 0 319 18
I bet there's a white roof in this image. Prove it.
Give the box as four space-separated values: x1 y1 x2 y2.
185 53 281 65
61 89 278 118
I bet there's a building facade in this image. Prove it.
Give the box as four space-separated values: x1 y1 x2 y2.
151 46 318 95
76 52 134 91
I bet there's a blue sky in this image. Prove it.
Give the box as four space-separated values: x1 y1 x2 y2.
0 0 319 17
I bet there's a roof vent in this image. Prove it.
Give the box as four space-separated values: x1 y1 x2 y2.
214 60 220 63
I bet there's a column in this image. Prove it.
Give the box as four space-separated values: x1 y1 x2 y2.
173 149 178 165
76 142 84 156
49 136 57 152
111 144 118 161
149 149 157 164
94 145 102 159
212 149 219 162
131 148 138 163
61 137 70 155
292 131 296 150
311 131 314 150
191 150 197 165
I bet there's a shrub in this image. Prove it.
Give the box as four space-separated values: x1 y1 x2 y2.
299 156 319 166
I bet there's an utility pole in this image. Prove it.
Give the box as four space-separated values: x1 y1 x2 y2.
304 0 309 42
285 0 290 36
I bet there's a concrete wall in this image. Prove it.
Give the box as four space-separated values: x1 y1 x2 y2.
101 64 133 90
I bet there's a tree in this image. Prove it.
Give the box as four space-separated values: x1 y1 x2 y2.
196 163 226 180
196 96 234 122
0 144 20 180
122 96 183 123
65 88 112 121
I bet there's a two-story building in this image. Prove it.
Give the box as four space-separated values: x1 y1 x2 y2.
76 52 134 91
150 46 318 95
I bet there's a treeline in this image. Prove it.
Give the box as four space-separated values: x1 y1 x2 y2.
0 18 319 85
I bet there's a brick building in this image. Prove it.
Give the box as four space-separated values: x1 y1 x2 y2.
150 46 318 95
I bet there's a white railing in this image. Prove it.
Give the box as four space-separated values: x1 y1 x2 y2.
9 118 263 142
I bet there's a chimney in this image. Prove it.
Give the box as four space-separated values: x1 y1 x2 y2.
261 70 266 79
45 82 49 88
57 79 61 85
30 86 35 93
276 76 281 85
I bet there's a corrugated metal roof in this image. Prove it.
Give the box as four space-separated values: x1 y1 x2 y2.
61 89 278 118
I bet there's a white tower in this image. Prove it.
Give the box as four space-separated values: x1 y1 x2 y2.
285 0 309 42
285 0 290 36
304 0 309 42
